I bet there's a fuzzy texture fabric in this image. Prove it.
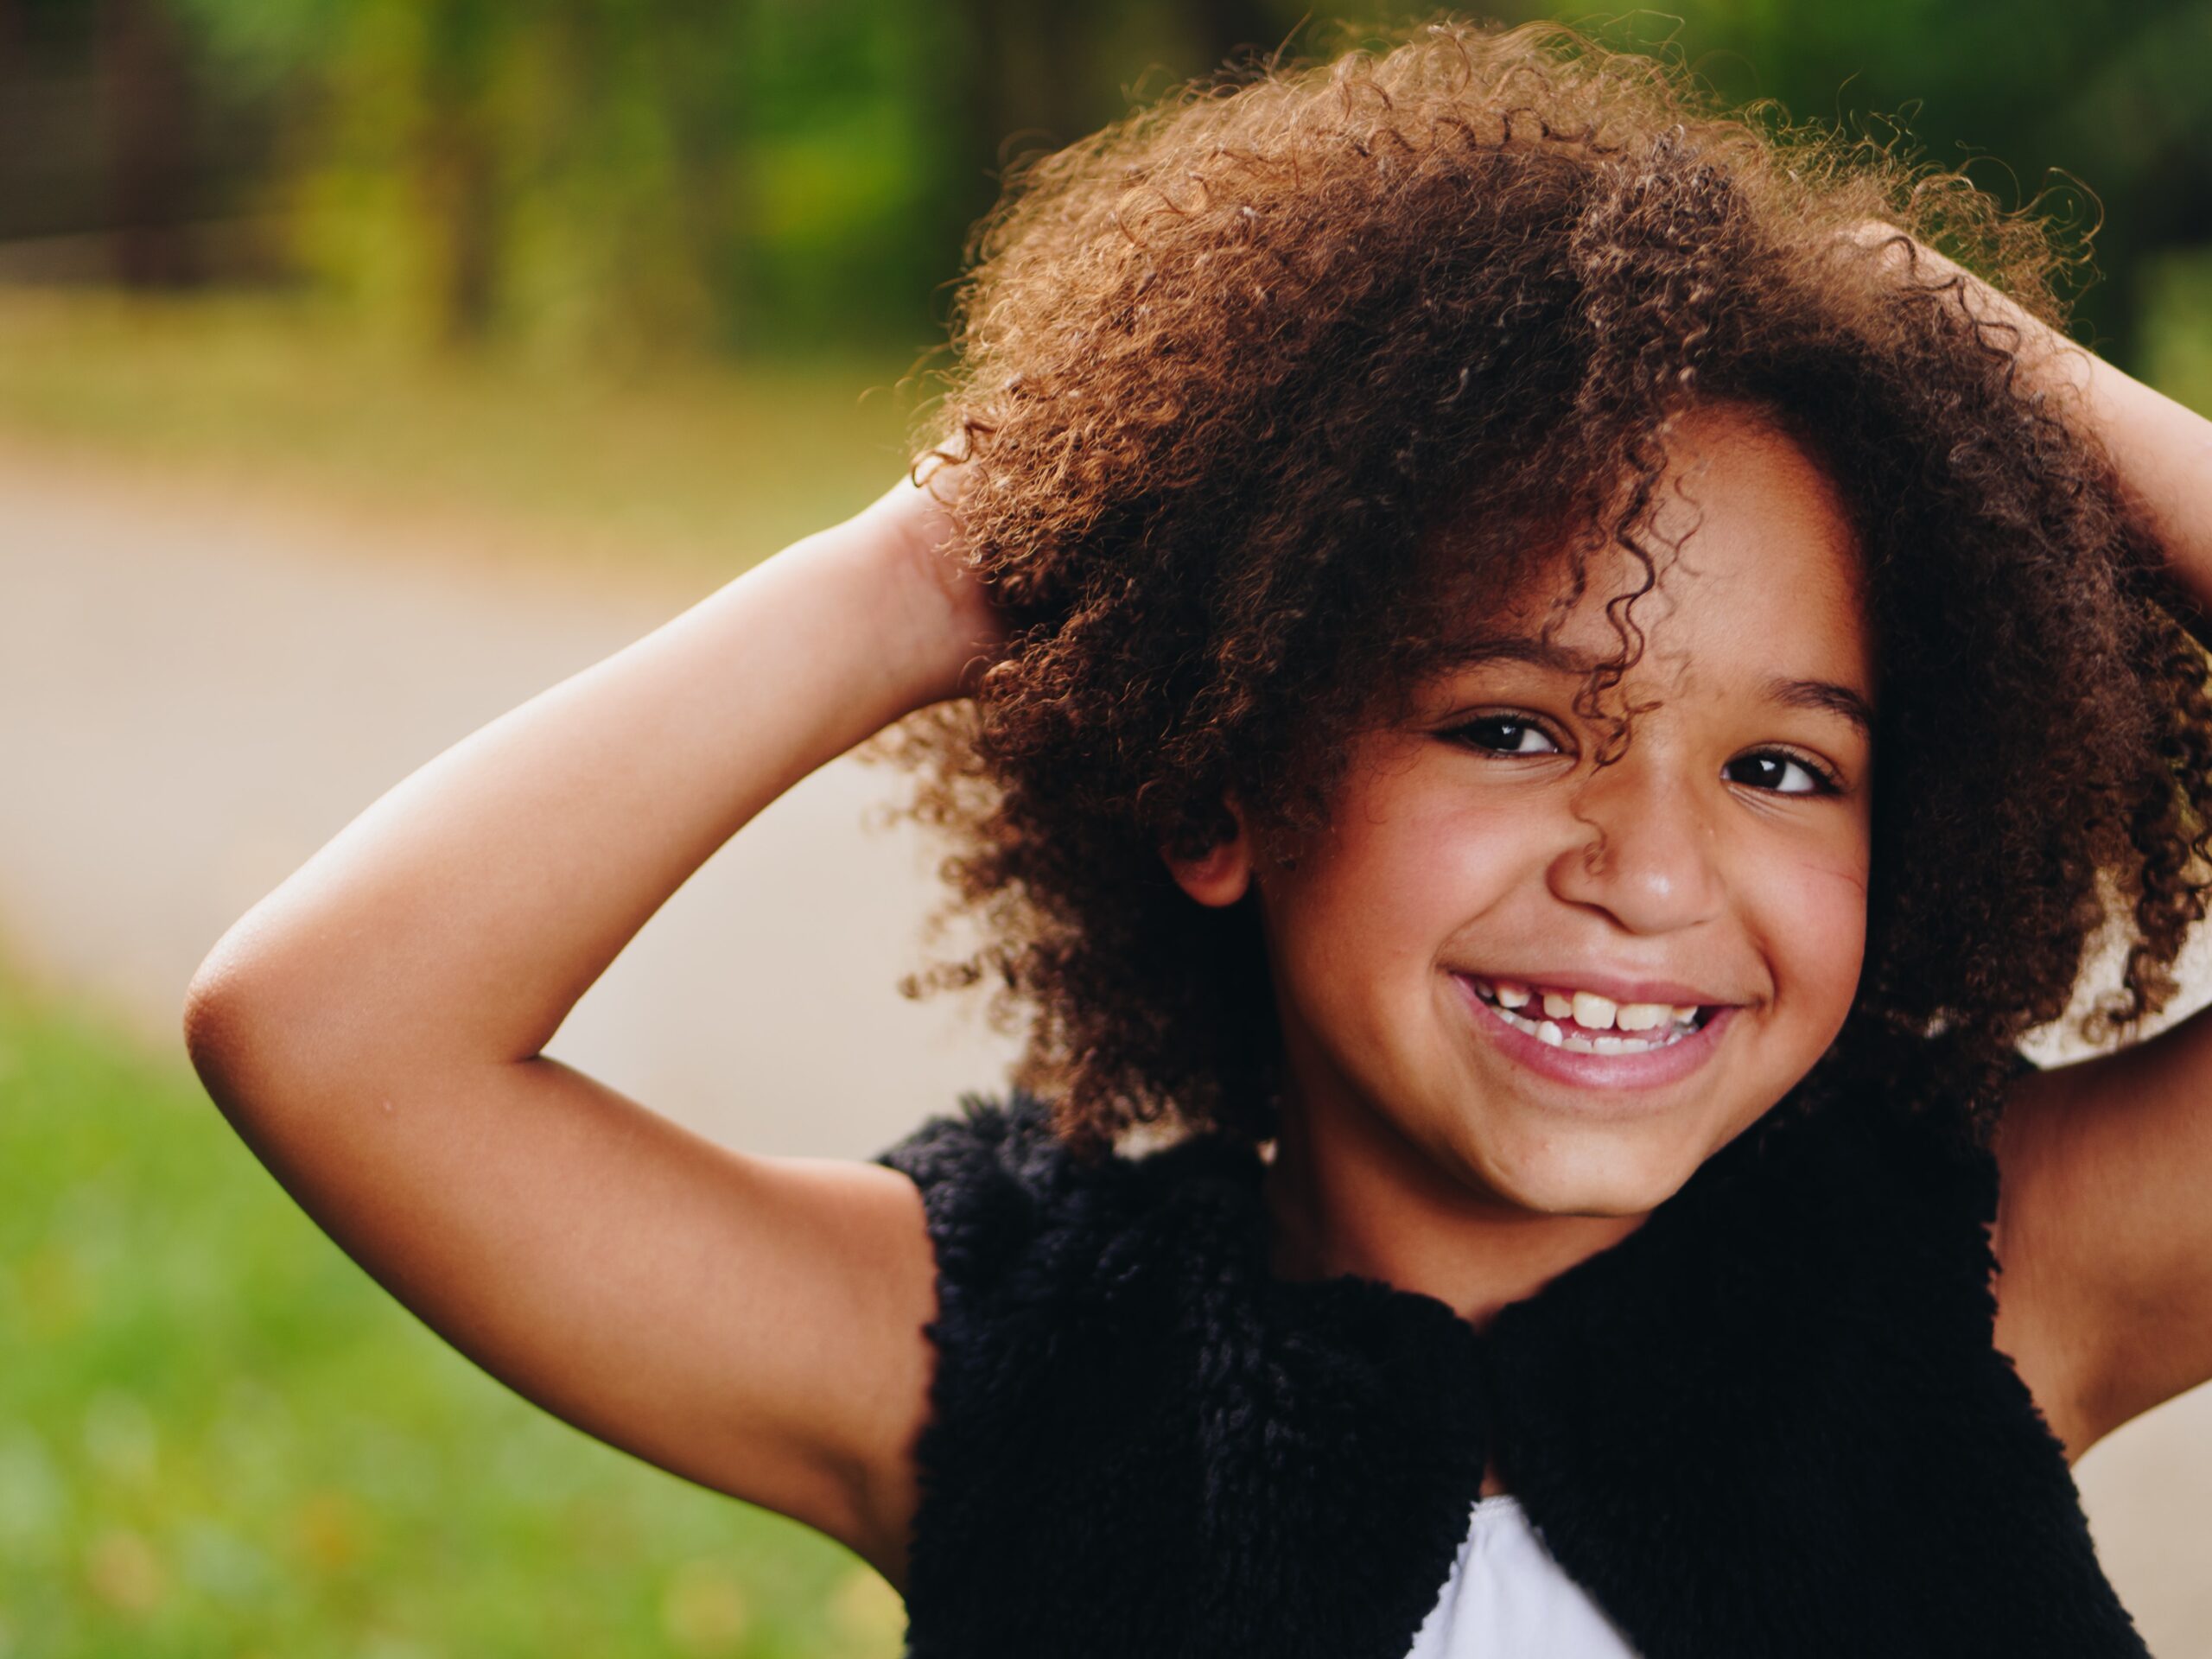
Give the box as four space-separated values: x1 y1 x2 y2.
873 1090 2149 1659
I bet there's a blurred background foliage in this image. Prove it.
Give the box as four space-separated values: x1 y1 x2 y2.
1 0 2207 576
3 0 2209 369
3 0 2211 570
7 3 2212 1653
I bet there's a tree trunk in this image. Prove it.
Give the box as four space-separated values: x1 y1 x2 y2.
95 0 200 288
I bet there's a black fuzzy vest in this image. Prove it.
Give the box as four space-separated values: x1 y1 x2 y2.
872 1088 2149 1658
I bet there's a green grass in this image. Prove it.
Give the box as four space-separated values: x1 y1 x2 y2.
0 958 906 1658
0 288 935 582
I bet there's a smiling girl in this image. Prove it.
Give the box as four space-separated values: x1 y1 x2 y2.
185 18 2212 1658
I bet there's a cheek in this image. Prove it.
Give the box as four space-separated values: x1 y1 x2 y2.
1324 798 1530 969
1262 788 1528 1027
1769 850 1871 1036
1279 728 1545 926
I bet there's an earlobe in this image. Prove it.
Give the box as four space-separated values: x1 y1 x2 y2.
1160 796 1255 908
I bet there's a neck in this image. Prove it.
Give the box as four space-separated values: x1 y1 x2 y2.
1261 1090 1647 1332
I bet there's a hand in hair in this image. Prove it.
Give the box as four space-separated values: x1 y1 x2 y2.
1845 216 2212 627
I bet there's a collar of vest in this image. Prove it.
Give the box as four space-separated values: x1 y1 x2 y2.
874 1089 2149 1659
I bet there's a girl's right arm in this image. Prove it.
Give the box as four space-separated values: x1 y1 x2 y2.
181 463 1002 1592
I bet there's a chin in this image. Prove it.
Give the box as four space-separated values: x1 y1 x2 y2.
1478 1128 1705 1217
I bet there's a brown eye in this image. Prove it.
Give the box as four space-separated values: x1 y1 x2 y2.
1449 715 1563 756
1725 749 1838 796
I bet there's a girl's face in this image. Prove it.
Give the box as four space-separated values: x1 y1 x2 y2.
1171 403 1878 1216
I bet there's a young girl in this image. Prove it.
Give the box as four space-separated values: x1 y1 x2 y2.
184 19 2212 1657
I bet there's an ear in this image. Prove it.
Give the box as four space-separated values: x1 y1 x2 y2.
1159 794 1255 908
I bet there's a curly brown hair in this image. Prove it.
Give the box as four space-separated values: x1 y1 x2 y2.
858 15 2212 1161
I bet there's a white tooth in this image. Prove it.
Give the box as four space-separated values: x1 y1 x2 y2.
1488 998 1689 1054
1571 991 1618 1030
1616 1002 1668 1032
1495 982 1531 1008
1672 1004 1700 1023
1542 991 1574 1020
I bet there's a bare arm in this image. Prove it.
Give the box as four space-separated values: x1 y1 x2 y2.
1988 302 2212 1452
185 467 995 1072
183 464 1001 1586
1852 225 2212 1453
1850 221 2212 607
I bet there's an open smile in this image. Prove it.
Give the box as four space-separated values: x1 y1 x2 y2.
1452 972 1737 1093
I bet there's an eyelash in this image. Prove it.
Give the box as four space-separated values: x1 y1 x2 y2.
1441 713 1846 798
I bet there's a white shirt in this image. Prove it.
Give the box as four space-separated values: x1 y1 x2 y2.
1404 1495 1643 1657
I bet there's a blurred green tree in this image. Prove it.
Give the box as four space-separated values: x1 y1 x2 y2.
129 0 2212 367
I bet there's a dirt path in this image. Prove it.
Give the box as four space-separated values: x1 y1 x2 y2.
3 445 2205 1649
0 444 1020 1161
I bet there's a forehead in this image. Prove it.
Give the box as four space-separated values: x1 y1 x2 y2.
1444 404 1875 705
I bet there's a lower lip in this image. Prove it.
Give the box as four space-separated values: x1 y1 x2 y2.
1452 974 1737 1095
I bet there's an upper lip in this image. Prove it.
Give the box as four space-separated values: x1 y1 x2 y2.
1452 968 1741 1008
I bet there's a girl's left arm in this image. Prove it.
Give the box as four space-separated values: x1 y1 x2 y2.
1863 224 2212 1459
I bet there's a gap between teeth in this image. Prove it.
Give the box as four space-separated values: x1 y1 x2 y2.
1482 982 1700 1027
1489 999 1694 1053
1470 979 1706 1052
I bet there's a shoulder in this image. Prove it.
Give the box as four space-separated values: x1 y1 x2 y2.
878 1090 1178 1300
868 1092 1239 1631
871 1088 1263 1351
857 1090 1147 1594
875 1088 1139 1249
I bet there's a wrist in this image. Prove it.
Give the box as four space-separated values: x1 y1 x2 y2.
800 502 988 715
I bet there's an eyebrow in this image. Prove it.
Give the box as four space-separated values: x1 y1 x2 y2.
1440 634 1877 739
1763 676 1876 739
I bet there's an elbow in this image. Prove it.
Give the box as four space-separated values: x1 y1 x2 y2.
181 971 255 1116
181 948 292 1116
183 942 404 1122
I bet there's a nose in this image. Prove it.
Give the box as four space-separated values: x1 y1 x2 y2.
1547 751 1726 935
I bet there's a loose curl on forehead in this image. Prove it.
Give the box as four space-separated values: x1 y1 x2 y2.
860 16 2212 1160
